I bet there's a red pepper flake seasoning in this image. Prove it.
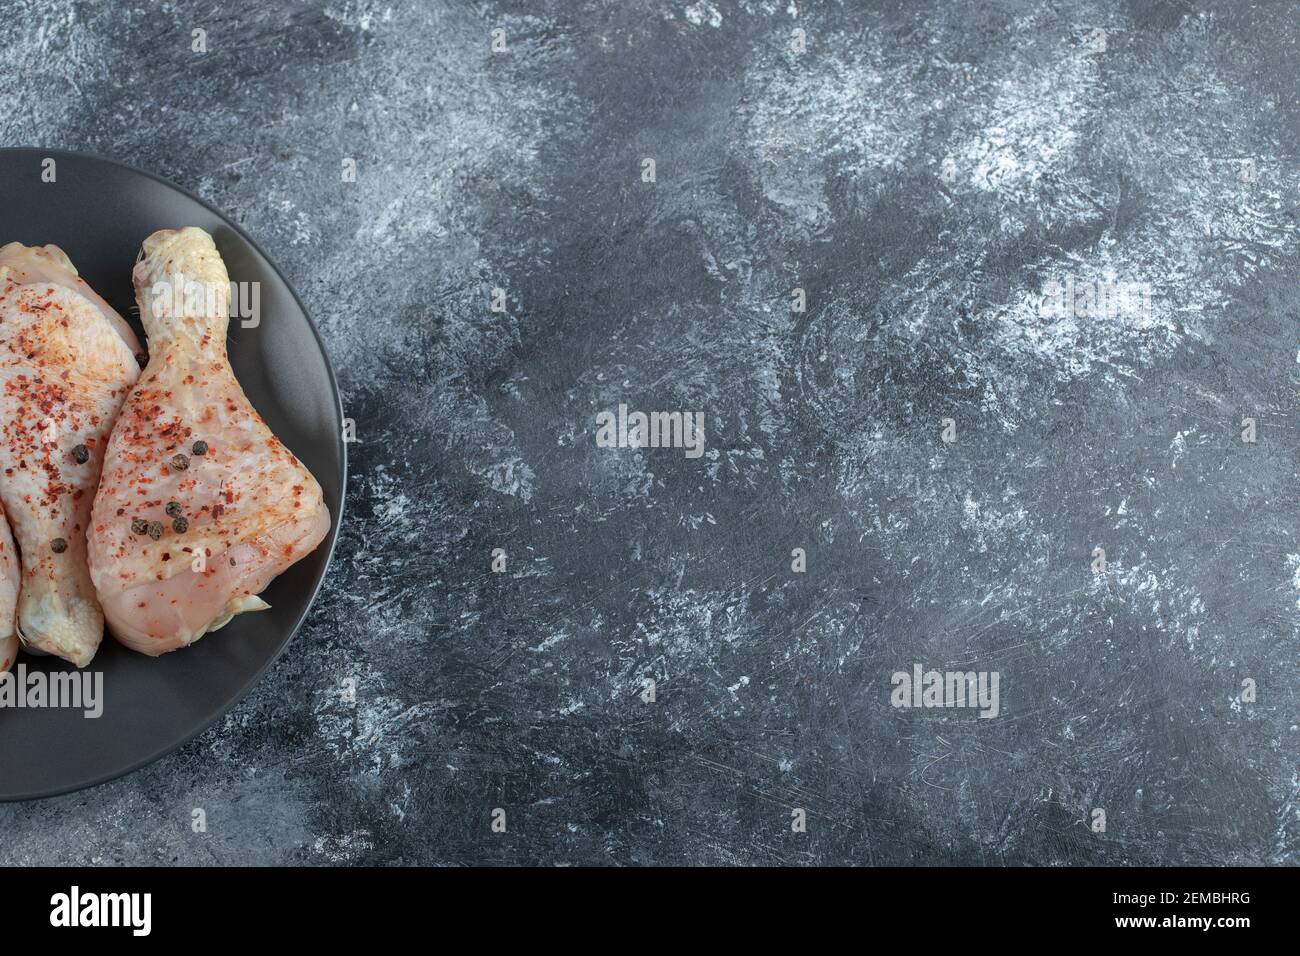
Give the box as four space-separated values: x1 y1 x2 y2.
50 537 67 553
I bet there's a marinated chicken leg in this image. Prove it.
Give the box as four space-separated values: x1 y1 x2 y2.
89 227 330 655
0 243 142 667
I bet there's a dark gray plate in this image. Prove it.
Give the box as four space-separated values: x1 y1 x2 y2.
0 148 345 800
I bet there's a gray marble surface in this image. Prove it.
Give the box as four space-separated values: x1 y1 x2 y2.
1 0 1296 865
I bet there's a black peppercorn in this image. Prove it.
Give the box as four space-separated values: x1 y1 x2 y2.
170 453 189 471
50 537 67 554
131 518 149 535
172 516 189 533
71 444 89 464
147 521 164 540
192 440 208 456
165 501 182 517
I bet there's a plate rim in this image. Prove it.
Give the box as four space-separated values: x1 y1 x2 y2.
0 146 348 801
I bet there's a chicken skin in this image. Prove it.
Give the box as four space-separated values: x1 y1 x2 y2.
0 243 142 667
89 227 330 655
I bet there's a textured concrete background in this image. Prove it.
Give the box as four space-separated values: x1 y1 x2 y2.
1 0 1296 865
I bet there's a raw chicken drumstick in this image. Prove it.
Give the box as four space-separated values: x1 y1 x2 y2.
0 243 142 667
0 506 18 672
89 227 330 655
